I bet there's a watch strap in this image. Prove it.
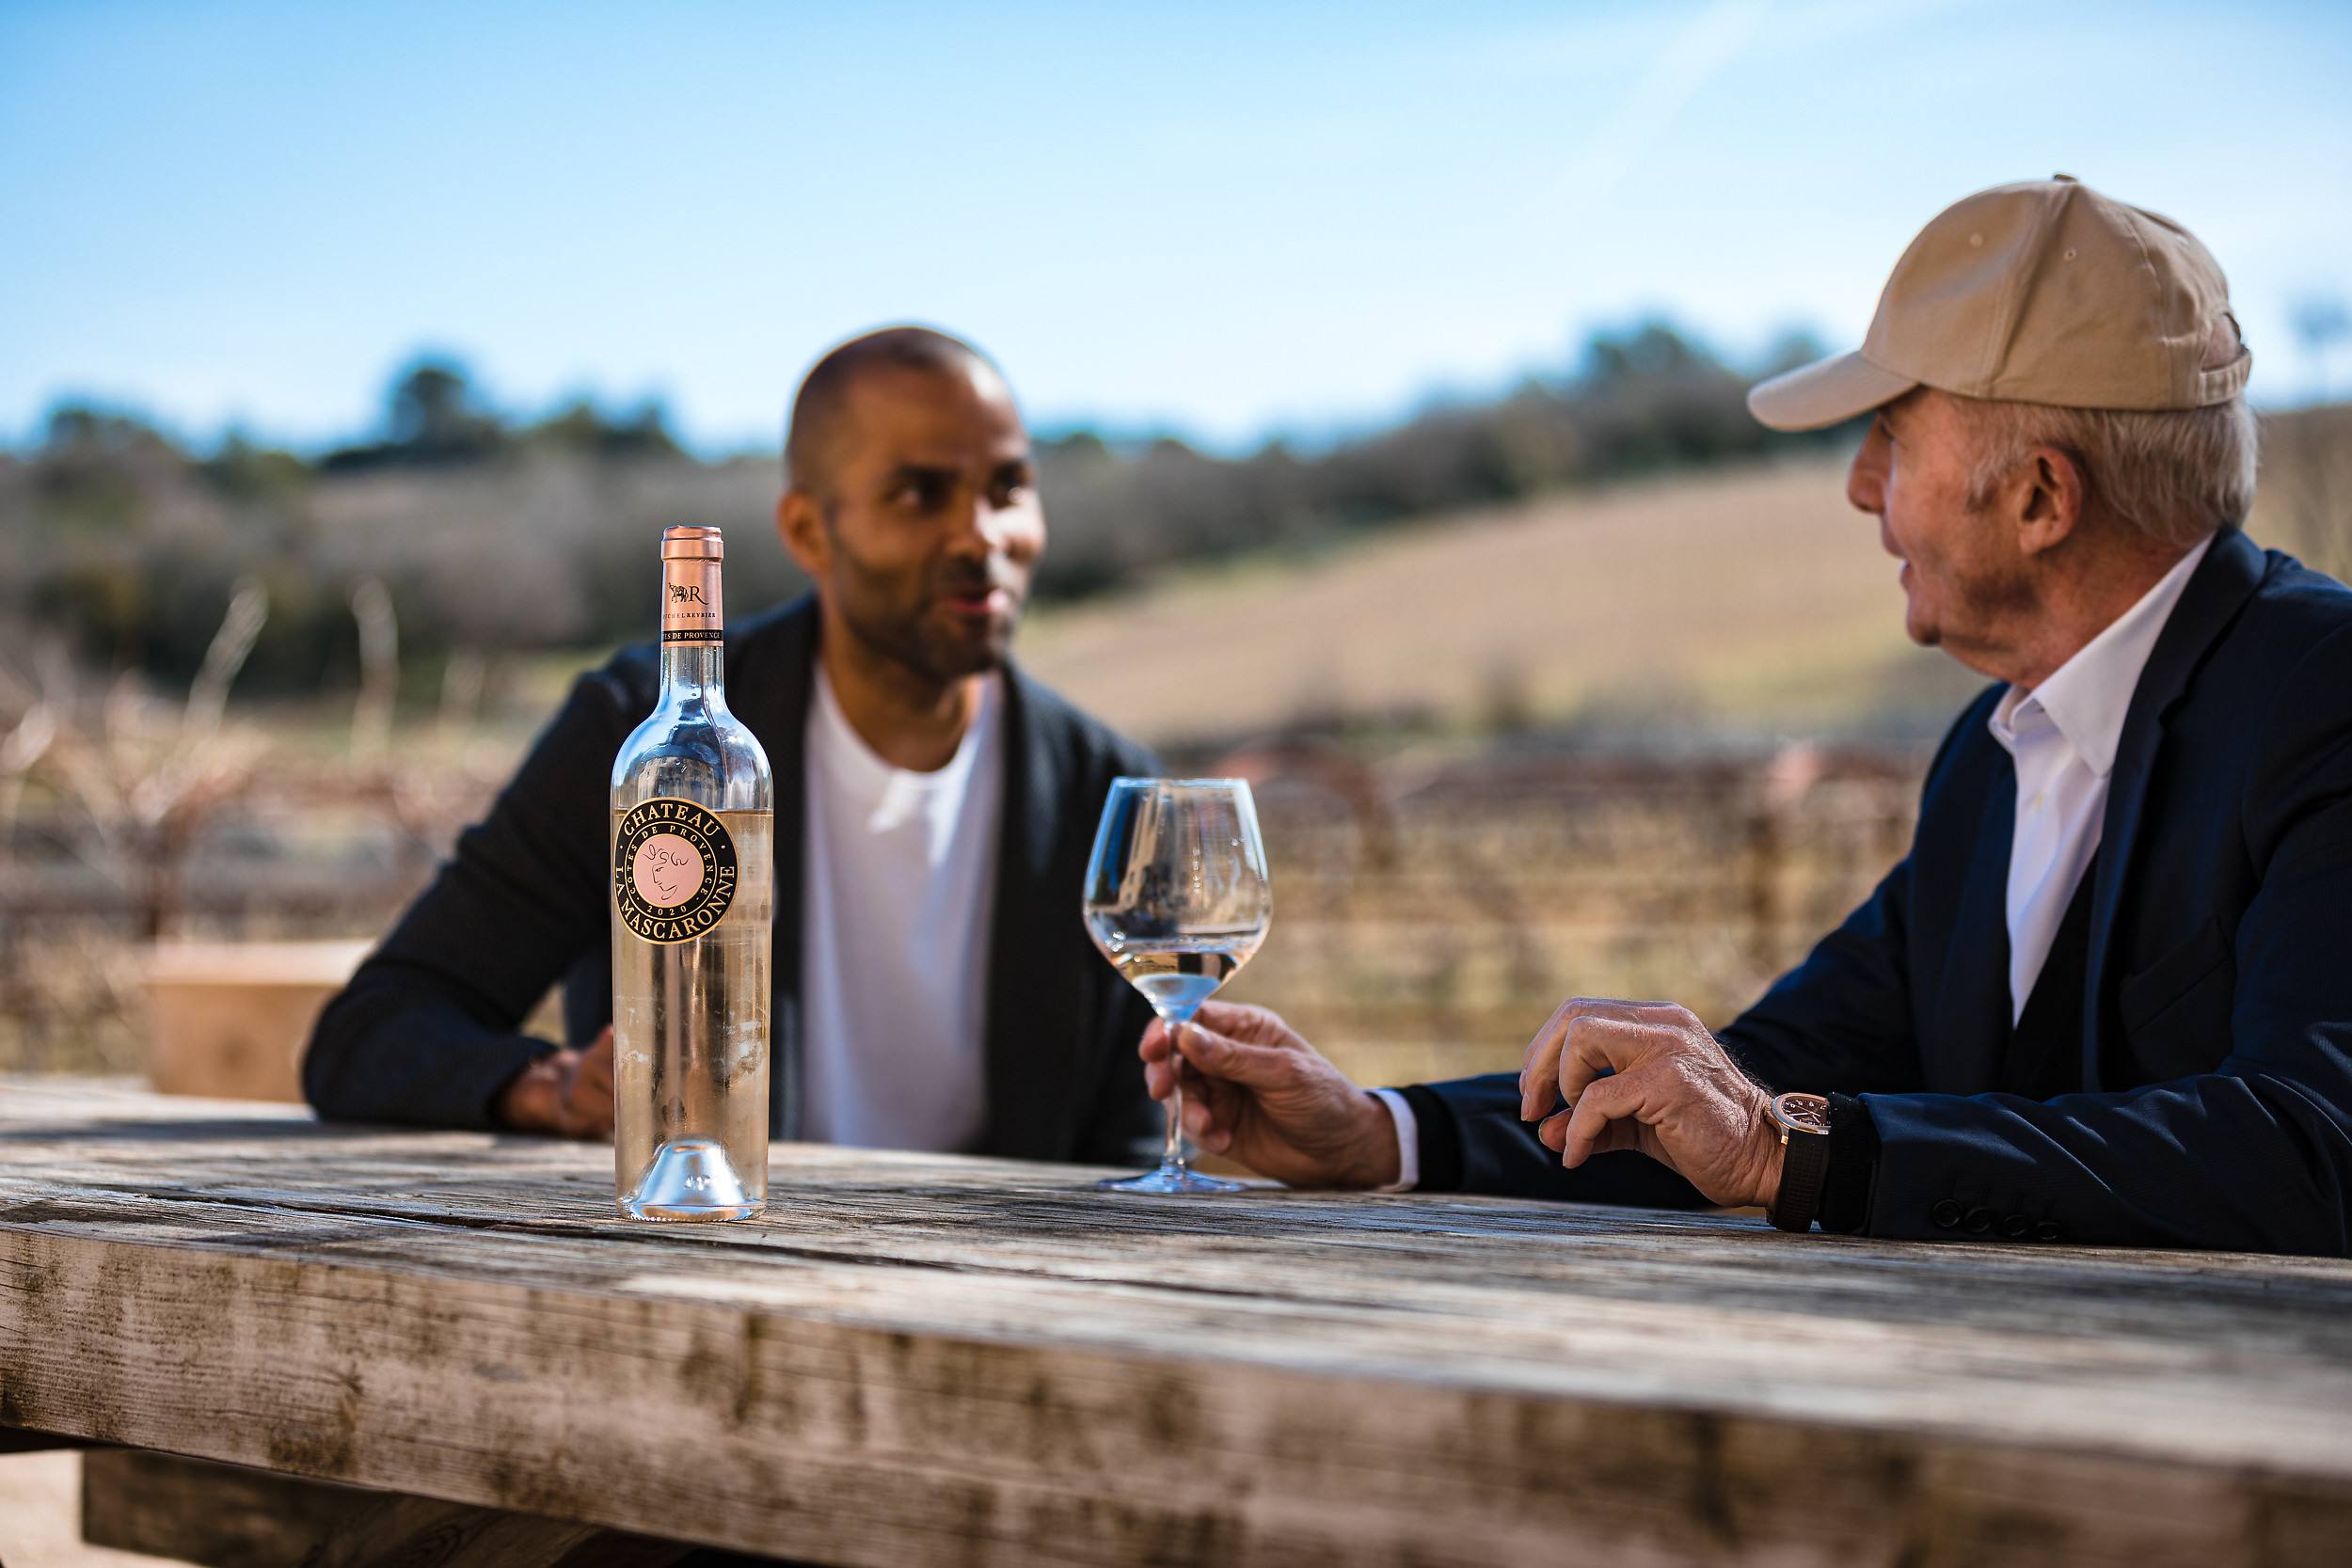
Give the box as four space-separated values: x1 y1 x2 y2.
1768 1099 1832 1232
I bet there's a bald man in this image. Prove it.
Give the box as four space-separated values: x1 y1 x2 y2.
305 327 1161 1166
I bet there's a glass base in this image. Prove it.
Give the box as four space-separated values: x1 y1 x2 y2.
1098 1163 1247 1196
620 1136 764 1223
619 1197 765 1223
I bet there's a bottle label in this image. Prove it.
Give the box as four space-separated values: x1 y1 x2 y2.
612 799 739 943
662 560 723 645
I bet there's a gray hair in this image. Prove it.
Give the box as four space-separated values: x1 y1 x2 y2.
1953 394 2258 548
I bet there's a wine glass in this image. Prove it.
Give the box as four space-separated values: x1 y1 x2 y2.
1084 777 1273 1195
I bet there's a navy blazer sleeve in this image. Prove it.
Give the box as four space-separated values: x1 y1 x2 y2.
1710 696 2001 1098
1860 626 2352 1255
1416 857 1931 1205
1415 711 1974 1204
301 672 626 1127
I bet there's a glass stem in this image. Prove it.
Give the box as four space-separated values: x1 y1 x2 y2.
1163 1017 1189 1173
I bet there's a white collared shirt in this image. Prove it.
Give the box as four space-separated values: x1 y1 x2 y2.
1986 534 2210 1022
800 661 1002 1151
1373 533 2217 1189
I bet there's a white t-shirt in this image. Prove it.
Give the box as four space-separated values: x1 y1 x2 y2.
799 662 1002 1150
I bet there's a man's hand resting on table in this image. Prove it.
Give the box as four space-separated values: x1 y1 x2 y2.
1139 1003 1399 1188
494 1026 615 1138
1519 998 1783 1210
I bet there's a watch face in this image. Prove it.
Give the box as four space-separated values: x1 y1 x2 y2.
1773 1091 1831 1135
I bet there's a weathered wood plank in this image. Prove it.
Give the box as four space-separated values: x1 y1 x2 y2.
81 1449 384 1565
78 1449 696 1568
5 1076 2352 1566
8 1077 2350 1473
0 1423 90 1453
294 1498 691 1568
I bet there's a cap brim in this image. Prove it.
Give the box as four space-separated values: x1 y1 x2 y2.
1746 351 1916 433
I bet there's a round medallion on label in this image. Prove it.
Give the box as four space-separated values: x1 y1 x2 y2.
612 799 740 943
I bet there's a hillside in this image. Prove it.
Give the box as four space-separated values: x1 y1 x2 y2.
1020 458 1990 750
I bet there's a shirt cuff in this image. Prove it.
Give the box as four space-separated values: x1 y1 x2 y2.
1369 1088 1420 1192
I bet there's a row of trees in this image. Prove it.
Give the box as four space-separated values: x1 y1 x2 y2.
2 322 1851 690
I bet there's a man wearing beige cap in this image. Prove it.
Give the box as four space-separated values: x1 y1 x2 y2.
1142 176 2352 1254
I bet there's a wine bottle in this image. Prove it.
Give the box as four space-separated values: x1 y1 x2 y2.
610 525 774 1221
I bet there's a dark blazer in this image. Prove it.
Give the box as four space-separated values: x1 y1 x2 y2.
1414 530 2352 1255
303 595 1161 1164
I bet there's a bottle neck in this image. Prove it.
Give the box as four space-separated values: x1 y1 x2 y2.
660 641 724 703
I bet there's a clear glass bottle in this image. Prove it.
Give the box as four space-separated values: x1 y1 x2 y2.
610 525 774 1221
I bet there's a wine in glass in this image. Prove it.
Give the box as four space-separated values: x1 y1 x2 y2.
1084 777 1273 1196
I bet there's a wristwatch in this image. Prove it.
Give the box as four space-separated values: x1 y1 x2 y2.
1765 1091 1832 1232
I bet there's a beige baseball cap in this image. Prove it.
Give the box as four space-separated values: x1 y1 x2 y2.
1747 175 2251 432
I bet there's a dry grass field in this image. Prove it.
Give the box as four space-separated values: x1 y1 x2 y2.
1020 458 1989 748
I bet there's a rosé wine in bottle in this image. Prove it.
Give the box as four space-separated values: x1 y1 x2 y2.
610 526 773 1221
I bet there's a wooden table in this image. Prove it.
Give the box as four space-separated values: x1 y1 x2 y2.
4 1076 2351 1566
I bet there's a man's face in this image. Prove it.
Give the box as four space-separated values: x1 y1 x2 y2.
787 361 1044 688
1845 389 2034 671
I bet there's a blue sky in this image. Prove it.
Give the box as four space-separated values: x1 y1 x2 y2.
4 0 2348 454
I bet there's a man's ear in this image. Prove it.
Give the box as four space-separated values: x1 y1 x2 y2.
777 489 828 578
2016 445 2087 557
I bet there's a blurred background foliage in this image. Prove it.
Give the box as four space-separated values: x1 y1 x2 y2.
0 317 1860 694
